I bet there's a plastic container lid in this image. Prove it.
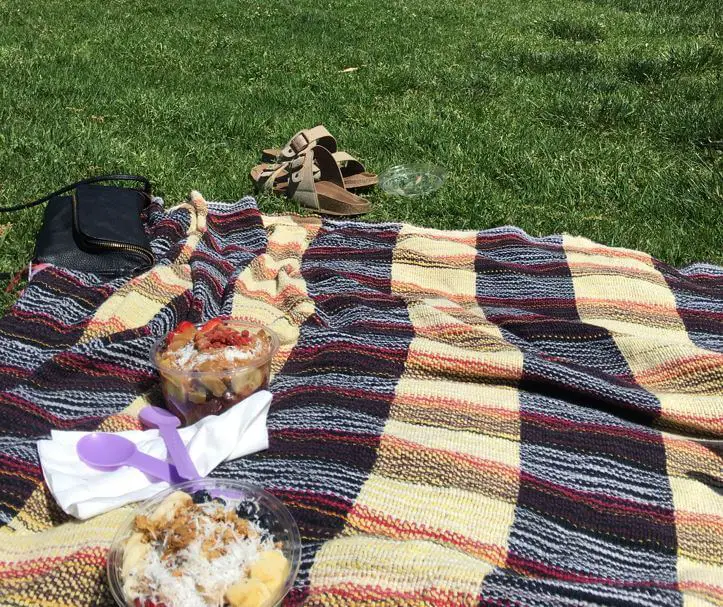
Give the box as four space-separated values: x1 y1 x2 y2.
378 164 446 197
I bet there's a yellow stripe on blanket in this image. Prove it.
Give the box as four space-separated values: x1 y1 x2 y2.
232 216 321 371
307 536 490 606
79 264 191 343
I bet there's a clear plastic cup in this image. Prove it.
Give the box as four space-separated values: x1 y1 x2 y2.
107 478 302 607
151 321 279 426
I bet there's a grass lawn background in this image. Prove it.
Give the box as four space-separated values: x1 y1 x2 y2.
1 0 721 311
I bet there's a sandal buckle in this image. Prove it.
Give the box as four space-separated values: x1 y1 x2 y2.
290 133 309 154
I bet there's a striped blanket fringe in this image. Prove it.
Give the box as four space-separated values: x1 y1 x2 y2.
0 192 721 607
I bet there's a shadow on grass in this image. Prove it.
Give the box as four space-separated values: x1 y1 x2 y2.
504 49 600 74
623 44 723 84
583 0 714 16
540 94 638 130
543 18 606 43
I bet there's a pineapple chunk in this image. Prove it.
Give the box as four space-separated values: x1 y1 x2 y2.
225 578 272 607
249 549 288 596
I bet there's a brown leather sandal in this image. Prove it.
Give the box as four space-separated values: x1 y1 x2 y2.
261 125 377 190
253 145 371 216
250 152 376 192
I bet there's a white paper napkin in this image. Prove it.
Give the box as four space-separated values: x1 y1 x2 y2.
38 391 272 520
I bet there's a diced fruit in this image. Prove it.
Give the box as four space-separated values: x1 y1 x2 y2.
149 491 192 524
122 535 151 578
230 372 249 395
230 368 263 395
198 375 228 397
168 321 197 351
163 375 186 403
188 387 208 404
250 368 265 385
200 318 223 333
225 578 272 607
196 359 219 372
249 550 288 596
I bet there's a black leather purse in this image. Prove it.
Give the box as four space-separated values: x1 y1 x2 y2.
1 175 155 277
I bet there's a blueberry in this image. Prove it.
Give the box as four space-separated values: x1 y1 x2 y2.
192 490 212 504
257 511 276 532
260 530 273 543
235 499 259 519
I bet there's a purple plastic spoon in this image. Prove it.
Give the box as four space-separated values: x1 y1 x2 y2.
139 406 199 481
76 433 181 483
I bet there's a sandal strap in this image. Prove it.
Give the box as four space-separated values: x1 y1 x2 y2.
257 162 290 191
277 125 337 161
286 145 344 210
255 159 321 190
332 151 366 176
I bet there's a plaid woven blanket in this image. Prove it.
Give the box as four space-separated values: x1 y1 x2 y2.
0 193 721 607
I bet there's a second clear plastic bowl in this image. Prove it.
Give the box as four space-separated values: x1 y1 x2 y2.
107 478 301 607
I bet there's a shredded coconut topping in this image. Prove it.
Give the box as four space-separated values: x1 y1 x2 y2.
124 497 278 607
164 335 267 372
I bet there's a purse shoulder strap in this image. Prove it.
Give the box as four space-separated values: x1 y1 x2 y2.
0 174 151 213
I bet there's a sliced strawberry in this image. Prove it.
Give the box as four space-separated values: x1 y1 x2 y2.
167 320 194 341
176 320 195 333
200 318 224 333
133 599 142 607
167 321 197 351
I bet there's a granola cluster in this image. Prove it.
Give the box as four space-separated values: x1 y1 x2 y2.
134 505 254 562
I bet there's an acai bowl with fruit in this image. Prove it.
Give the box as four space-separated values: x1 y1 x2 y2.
107 478 301 607
151 320 279 425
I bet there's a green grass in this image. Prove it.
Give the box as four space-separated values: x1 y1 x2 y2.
1 0 722 311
